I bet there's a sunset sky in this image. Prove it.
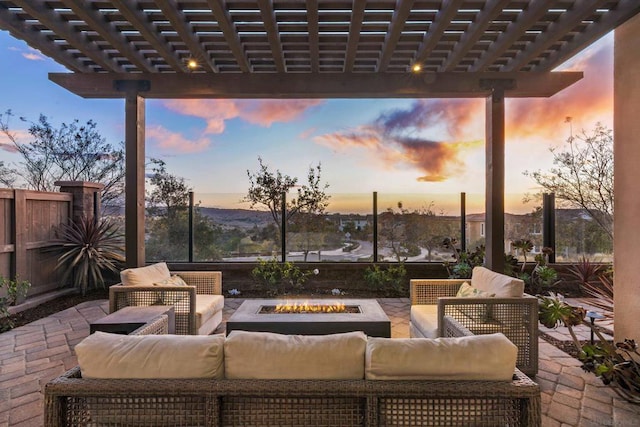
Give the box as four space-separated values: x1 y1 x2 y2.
0 30 613 215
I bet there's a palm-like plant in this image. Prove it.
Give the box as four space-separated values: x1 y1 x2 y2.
53 216 125 295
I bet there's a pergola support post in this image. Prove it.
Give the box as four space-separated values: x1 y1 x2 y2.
121 81 148 268
482 79 514 273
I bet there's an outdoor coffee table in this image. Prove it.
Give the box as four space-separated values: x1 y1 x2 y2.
226 299 391 337
90 305 176 335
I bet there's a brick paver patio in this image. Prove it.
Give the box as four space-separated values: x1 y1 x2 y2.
1 298 638 426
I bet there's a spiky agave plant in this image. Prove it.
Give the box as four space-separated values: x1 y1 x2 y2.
54 216 125 295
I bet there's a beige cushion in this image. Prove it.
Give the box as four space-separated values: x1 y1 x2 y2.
195 295 225 330
410 305 438 338
76 332 225 379
121 262 171 287
471 266 524 297
365 333 517 381
224 330 367 380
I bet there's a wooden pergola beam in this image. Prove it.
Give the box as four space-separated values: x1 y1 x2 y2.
505 0 611 72
111 0 188 72
344 0 366 72
155 0 218 73
10 0 123 72
535 0 640 71
0 6 89 73
60 0 157 73
49 71 583 99
378 0 415 72
206 0 250 72
257 0 286 72
307 0 319 73
439 0 511 72
414 0 465 64
470 0 557 72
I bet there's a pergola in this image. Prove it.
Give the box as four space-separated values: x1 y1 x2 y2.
1 0 638 272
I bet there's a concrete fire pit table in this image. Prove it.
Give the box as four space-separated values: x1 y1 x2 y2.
226 299 391 337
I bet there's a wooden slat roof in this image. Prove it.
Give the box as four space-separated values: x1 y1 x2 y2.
1 0 638 98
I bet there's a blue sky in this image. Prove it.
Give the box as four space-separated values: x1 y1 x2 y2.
0 30 613 214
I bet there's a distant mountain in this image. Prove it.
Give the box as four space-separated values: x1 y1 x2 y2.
198 207 273 229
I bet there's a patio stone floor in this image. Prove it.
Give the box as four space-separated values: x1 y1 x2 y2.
1 297 638 426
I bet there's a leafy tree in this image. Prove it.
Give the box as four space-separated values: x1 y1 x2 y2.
244 157 330 248
145 159 221 261
0 161 16 187
378 202 413 262
0 110 125 211
405 203 458 262
524 123 613 239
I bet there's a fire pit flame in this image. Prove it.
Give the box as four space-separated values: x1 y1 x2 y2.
274 301 348 314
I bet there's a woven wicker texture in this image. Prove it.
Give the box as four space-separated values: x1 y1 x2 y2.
109 271 221 334
45 374 540 427
129 314 169 336
410 279 539 376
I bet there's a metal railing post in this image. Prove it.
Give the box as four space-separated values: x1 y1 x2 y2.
543 192 556 263
188 191 194 262
460 192 466 252
281 192 287 262
373 191 378 262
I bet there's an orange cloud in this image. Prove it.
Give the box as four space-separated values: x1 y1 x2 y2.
146 125 210 153
162 99 324 134
237 100 324 126
506 37 612 141
162 99 239 134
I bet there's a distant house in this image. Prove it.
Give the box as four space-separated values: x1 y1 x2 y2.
338 214 371 232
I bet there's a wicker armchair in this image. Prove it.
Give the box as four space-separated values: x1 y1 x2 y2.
410 278 539 376
110 271 223 335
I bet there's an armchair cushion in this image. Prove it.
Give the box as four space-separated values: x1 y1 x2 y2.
195 295 225 331
365 333 517 381
471 266 524 297
224 330 367 380
76 332 225 379
410 305 439 338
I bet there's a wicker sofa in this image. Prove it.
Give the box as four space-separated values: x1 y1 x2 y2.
410 266 539 376
45 321 541 426
109 262 223 335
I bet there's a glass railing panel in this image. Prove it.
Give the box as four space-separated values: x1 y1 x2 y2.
285 192 374 262
376 193 465 263
191 193 281 262
145 204 190 262
555 207 613 262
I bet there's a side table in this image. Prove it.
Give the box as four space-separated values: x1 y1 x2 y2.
90 305 176 335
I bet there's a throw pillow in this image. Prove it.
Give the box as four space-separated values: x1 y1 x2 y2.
154 275 189 304
455 282 495 323
456 282 495 298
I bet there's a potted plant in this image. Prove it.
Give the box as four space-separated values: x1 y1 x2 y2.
538 292 639 404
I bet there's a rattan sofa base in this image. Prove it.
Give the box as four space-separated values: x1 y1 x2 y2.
45 367 540 426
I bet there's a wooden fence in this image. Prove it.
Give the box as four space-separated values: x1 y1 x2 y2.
0 188 72 299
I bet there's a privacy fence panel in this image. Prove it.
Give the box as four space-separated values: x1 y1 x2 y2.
0 189 72 298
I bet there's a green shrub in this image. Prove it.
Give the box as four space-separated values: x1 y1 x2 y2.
0 276 30 332
364 263 407 297
251 258 318 296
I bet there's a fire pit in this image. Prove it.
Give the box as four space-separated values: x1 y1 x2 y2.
226 299 391 337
